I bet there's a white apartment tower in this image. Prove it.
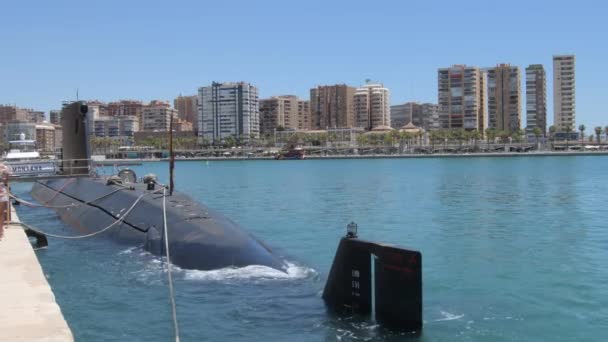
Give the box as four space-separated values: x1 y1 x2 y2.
353 83 391 130
198 82 260 144
553 55 576 131
142 101 177 132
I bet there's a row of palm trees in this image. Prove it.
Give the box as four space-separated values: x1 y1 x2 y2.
88 123 608 153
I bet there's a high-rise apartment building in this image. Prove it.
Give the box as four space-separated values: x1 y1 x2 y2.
198 82 259 144
35 124 56 152
174 95 198 130
310 84 356 129
486 64 521 133
142 100 177 132
390 102 440 130
107 100 144 128
525 64 547 136
94 116 139 137
353 83 391 130
259 95 310 135
553 55 576 131
0 105 28 124
438 65 486 131
297 99 310 131
50 110 61 125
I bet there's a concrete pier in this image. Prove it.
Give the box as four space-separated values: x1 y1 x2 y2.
0 205 73 341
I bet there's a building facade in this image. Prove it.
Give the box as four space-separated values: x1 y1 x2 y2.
174 95 198 131
35 123 56 152
391 102 439 130
198 82 260 144
553 55 576 131
353 83 391 130
438 65 486 131
310 84 356 130
50 110 61 125
297 99 310 130
94 116 139 137
142 101 177 132
486 64 521 133
0 105 28 124
259 95 309 135
525 64 547 137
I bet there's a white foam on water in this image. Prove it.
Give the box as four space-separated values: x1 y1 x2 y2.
183 262 316 282
433 310 465 322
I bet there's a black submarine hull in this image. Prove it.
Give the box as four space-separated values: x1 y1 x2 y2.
31 177 286 271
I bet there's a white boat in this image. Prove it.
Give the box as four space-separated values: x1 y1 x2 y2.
3 133 57 177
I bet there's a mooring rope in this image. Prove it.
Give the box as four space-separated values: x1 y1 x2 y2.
162 187 181 342
8 187 126 209
8 193 145 239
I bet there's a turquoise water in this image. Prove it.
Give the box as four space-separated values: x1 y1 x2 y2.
12 157 608 341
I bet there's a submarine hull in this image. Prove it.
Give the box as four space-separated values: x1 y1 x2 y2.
31 177 286 271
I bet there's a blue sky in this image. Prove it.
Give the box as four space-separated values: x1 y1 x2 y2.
1 0 606 129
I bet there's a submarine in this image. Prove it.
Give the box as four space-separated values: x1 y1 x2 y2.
28 101 423 332
30 102 286 271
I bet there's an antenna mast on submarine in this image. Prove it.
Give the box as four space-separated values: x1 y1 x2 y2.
169 111 175 196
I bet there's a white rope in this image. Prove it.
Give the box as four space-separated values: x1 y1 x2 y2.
8 193 145 239
163 187 181 342
8 188 125 209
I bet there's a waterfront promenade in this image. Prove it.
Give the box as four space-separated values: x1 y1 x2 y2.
0 205 73 341
102 150 608 163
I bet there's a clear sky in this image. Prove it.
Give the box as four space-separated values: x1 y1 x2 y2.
1 0 606 129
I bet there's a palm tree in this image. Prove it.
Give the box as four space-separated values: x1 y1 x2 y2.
564 125 573 150
485 128 496 147
533 127 542 148
470 130 481 151
548 125 556 150
595 126 602 144
356 134 368 147
579 124 586 145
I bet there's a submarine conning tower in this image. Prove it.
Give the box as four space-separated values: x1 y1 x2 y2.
323 222 423 332
60 101 91 175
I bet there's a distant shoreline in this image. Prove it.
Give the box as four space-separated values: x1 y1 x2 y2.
101 150 608 163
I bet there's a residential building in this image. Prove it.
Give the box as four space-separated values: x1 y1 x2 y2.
25 110 45 123
174 95 198 130
353 83 391 130
297 100 310 130
142 100 177 132
50 110 61 125
173 118 193 132
391 102 439 130
259 95 309 135
553 55 576 131
198 82 259 144
310 84 356 129
438 65 487 131
94 116 139 138
525 64 547 137
35 123 56 152
0 105 28 124
486 64 521 133
107 100 144 127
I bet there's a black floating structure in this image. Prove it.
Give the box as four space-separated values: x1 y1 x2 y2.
323 222 422 332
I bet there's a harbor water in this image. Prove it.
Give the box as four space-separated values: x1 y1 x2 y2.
12 156 608 341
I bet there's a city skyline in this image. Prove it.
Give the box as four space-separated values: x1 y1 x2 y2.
1 1 605 128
